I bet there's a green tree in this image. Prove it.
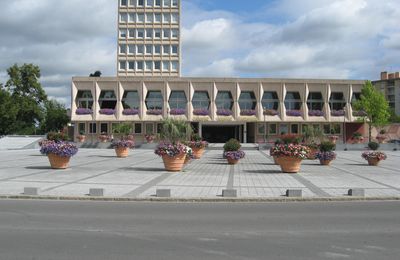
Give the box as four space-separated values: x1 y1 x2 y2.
40 99 70 133
5 64 47 134
353 81 391 142
0 85 19 135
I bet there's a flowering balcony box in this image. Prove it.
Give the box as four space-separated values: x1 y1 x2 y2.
147 109 163 116
99 109 116 115
170 108 186 115
76 108 92 115
331 110 345 116
263 109 279 116
217 109 233 116
240 109 257 116
286 110 302 117
308 110 325 117
352 110 367 117
122 109 139 116
193 108 209 116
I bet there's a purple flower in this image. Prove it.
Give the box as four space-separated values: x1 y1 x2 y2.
264 109 279 116
316 151 337 160
217 109 233 116
99 108 115 115
123 109 139 115
40 141 78 157
147 109 163 115
193 108 209 116
240 109 257 116
170 108 186 115
76 108 92 115
286 110 302 117
155 142 190 157
308 110 325 116
331 110 345 116
111 139 135 148
223 150 246 160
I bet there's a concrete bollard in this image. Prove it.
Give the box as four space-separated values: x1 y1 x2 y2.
348 188 365 197
156 189 171 198
286 189 302 197
24 187 39 196
89 188 105 197
222 189 237 198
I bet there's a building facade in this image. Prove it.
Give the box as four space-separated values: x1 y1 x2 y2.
71 77 367 144
373 71 400 116
117 0 181 77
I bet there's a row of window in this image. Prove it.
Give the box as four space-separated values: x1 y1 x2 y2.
119 44 178 55
120 0 178 8
119 28 179 39
77 90 360 112
118 60 179 72
119 12 179 24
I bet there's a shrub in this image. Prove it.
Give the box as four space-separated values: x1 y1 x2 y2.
319 141 336 152
368 142 379 151
47 132 69 142
223 138 241 151
280 134 302 144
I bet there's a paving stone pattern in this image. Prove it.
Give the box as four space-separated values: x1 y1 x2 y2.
0 149 399 198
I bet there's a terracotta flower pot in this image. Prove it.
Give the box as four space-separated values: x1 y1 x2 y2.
278 156 302 173
47 153 71 169
307 148 318 160
273 156 280 165
77 135 86 143
162 153 186 172
115 147 129 158
227 158 239 165
192 147 205 159
367 158 380 166
320 159 332 166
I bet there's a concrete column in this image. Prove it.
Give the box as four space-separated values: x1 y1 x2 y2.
199 122 203 138
243 123 247 143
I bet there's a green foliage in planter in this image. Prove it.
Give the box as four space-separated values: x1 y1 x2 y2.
368 141 379 151
47 132 69 142
112 123 132 137
280 134 302 144
223 138 241 151
352 132 362 138
159 118 193 144
319 141 336 152
191 133 202 142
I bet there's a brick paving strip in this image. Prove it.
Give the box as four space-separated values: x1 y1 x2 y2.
226 165 235 189
122 173 171 197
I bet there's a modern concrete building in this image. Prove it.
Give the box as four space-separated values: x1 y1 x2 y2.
117 0 180 77
70 0 368 144
373 71 400 116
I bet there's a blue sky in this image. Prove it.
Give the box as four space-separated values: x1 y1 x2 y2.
0 0 399 106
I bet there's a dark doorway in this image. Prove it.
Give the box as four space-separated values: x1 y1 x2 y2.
202 125 242 143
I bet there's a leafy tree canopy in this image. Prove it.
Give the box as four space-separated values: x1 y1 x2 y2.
40 99 70 133
89 71 102 77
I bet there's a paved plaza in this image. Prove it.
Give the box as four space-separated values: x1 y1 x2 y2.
0 148 399 199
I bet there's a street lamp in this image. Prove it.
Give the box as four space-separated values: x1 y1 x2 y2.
343 105 347 150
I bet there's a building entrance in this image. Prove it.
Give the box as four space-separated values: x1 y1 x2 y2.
202 125 242 143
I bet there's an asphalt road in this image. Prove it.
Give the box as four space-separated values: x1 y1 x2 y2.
0 200 399 260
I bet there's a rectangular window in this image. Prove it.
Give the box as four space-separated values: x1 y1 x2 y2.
145 13 153 23
100 123 108 134
171 29 178 38
332 124 341 134
89 123 97 134
172 0 178 7
154 13 161 23
156 123 162 134
257 123 265 135
128 13 135 23
154 45 161 54
171 45 178 55
154 29 161 38
268 124 277 135
145 45 152 55
128 44 135 54
290 124 299 134
120 13 128 22
323 124 331 134
145 29 153 38
163 0 170 7
279 124 288 135
163 45 170 55
128 61 135 70
129 0 136 6
137 29 144 38
162 13 170 23
163 29 170 38
154 61 161 70
162 61 170 71
171 61 178 71
137 13 144 23
137 45 144 54
137 61 144 70
145 123 154 134
121 0 128 6
78 123 86 134
128 29 135 38
155 0 161 7
119 61 126 70
119 29 127 38
137 0 144 6
146 0 154 6
171 13 179 23
145 61 153 70
119 44 127 54
134 123 142 134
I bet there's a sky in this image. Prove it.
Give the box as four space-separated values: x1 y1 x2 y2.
0 0 399 108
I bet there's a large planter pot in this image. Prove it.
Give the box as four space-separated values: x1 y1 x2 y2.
278 156 302 173
320 159 333 166
227 158 239 165
307 148 318 160
76 135 86 143
47 153 71 169
192 147 205 159
367 158 380 166
115 147 129 158
162 153 186 172
273 156 280 165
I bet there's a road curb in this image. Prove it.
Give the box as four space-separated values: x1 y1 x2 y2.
0 195 400 203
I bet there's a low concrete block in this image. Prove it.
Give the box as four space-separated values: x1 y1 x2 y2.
24 187 39 196
222 189 237 198
286 189 302 197
89 188 105 197
156 189 171 198
348 188 365 197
